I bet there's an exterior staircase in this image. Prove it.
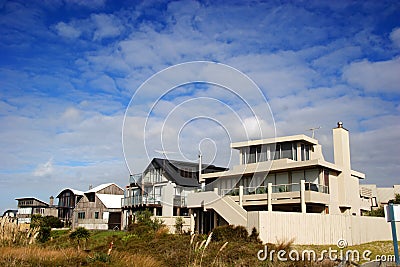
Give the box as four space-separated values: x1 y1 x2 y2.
187 191 247 226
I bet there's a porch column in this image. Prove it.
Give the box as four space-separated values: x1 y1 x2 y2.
189 209 195 234
300 180 306 213
239 185 244 207
268 183 272 212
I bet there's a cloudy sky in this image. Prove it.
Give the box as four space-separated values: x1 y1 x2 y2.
0 0 399 213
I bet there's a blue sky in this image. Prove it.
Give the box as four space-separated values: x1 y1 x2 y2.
0 0 399 213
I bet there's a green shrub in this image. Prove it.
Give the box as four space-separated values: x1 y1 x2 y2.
249 227 261 243
212 225 249 242
69 227 90 251
128 210 165 237
175 217 184 234
38 226 51 243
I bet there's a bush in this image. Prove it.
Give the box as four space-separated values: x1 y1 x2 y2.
365 206 384 217
249 227 261 243
128 210 165 237
175 217 184 234
38 226 51 243
212 225 249 242
30 214 63 243
69 227 90 251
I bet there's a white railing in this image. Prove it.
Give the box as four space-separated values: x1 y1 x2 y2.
122 195 187 207
219 182 329 196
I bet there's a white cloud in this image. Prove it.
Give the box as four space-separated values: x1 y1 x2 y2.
33 158 54 177
342 57 400 94
54 22 81 38
390 28 400 48
91 13 123 41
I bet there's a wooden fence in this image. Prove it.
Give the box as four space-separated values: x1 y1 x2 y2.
248 211 400 245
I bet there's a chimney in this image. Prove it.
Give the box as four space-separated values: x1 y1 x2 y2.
89 184 93 190
49 196 54 206
332 121 351 170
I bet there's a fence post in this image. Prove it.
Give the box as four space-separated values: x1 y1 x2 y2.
239 186 243 207
389 203 400 266
300 180 306 213
268 183 272 212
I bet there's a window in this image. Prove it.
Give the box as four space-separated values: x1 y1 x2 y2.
180 168 194 178
94 212 99 219
281 143 293 159
78 212 85 219
301 144 310 161
273 142 297 160
248 145 261 163
324 169 330 187
87 193 95 202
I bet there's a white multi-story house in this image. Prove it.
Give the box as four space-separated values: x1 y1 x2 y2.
186 122 372 233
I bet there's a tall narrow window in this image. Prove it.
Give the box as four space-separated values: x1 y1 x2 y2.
281 142 292 159
324 169 329 187
301 144 310 161
249 146 256 163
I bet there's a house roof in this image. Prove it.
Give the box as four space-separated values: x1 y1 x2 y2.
147 158 227 187
231 134 318 149
56 188 84 198
86 183 123 193
15 197 49 206
97 194 123 209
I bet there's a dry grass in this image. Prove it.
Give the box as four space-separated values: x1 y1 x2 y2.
0 246 162 267
0 246 85 266
0 217 39 247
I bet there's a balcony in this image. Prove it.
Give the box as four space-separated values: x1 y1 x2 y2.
122 194 162 207
122 194 187 208
219 181 329 207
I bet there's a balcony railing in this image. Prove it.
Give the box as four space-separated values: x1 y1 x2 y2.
220 182 329 196
173 196 187 207
122 194 162 207
122 195 187 207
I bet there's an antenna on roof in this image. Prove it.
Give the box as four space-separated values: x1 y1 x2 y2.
155 150 176 159
308 126 321 139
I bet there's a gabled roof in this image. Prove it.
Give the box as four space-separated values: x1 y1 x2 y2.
86 183 123 193
97 194 123 209
146 158 227 187
56 188 84 198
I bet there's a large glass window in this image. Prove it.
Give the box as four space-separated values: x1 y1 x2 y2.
273 142 297 160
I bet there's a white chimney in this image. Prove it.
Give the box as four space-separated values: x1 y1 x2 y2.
333 121 351 170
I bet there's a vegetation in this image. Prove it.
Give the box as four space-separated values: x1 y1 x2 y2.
365 193 400 217
128 209 166 238
1 215 399 266
0 217 39 247
30 214 63 229
69 227 90 251
212 225 260 243
174 216 184 234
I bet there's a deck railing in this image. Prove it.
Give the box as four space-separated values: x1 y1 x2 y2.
220 182 329 196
